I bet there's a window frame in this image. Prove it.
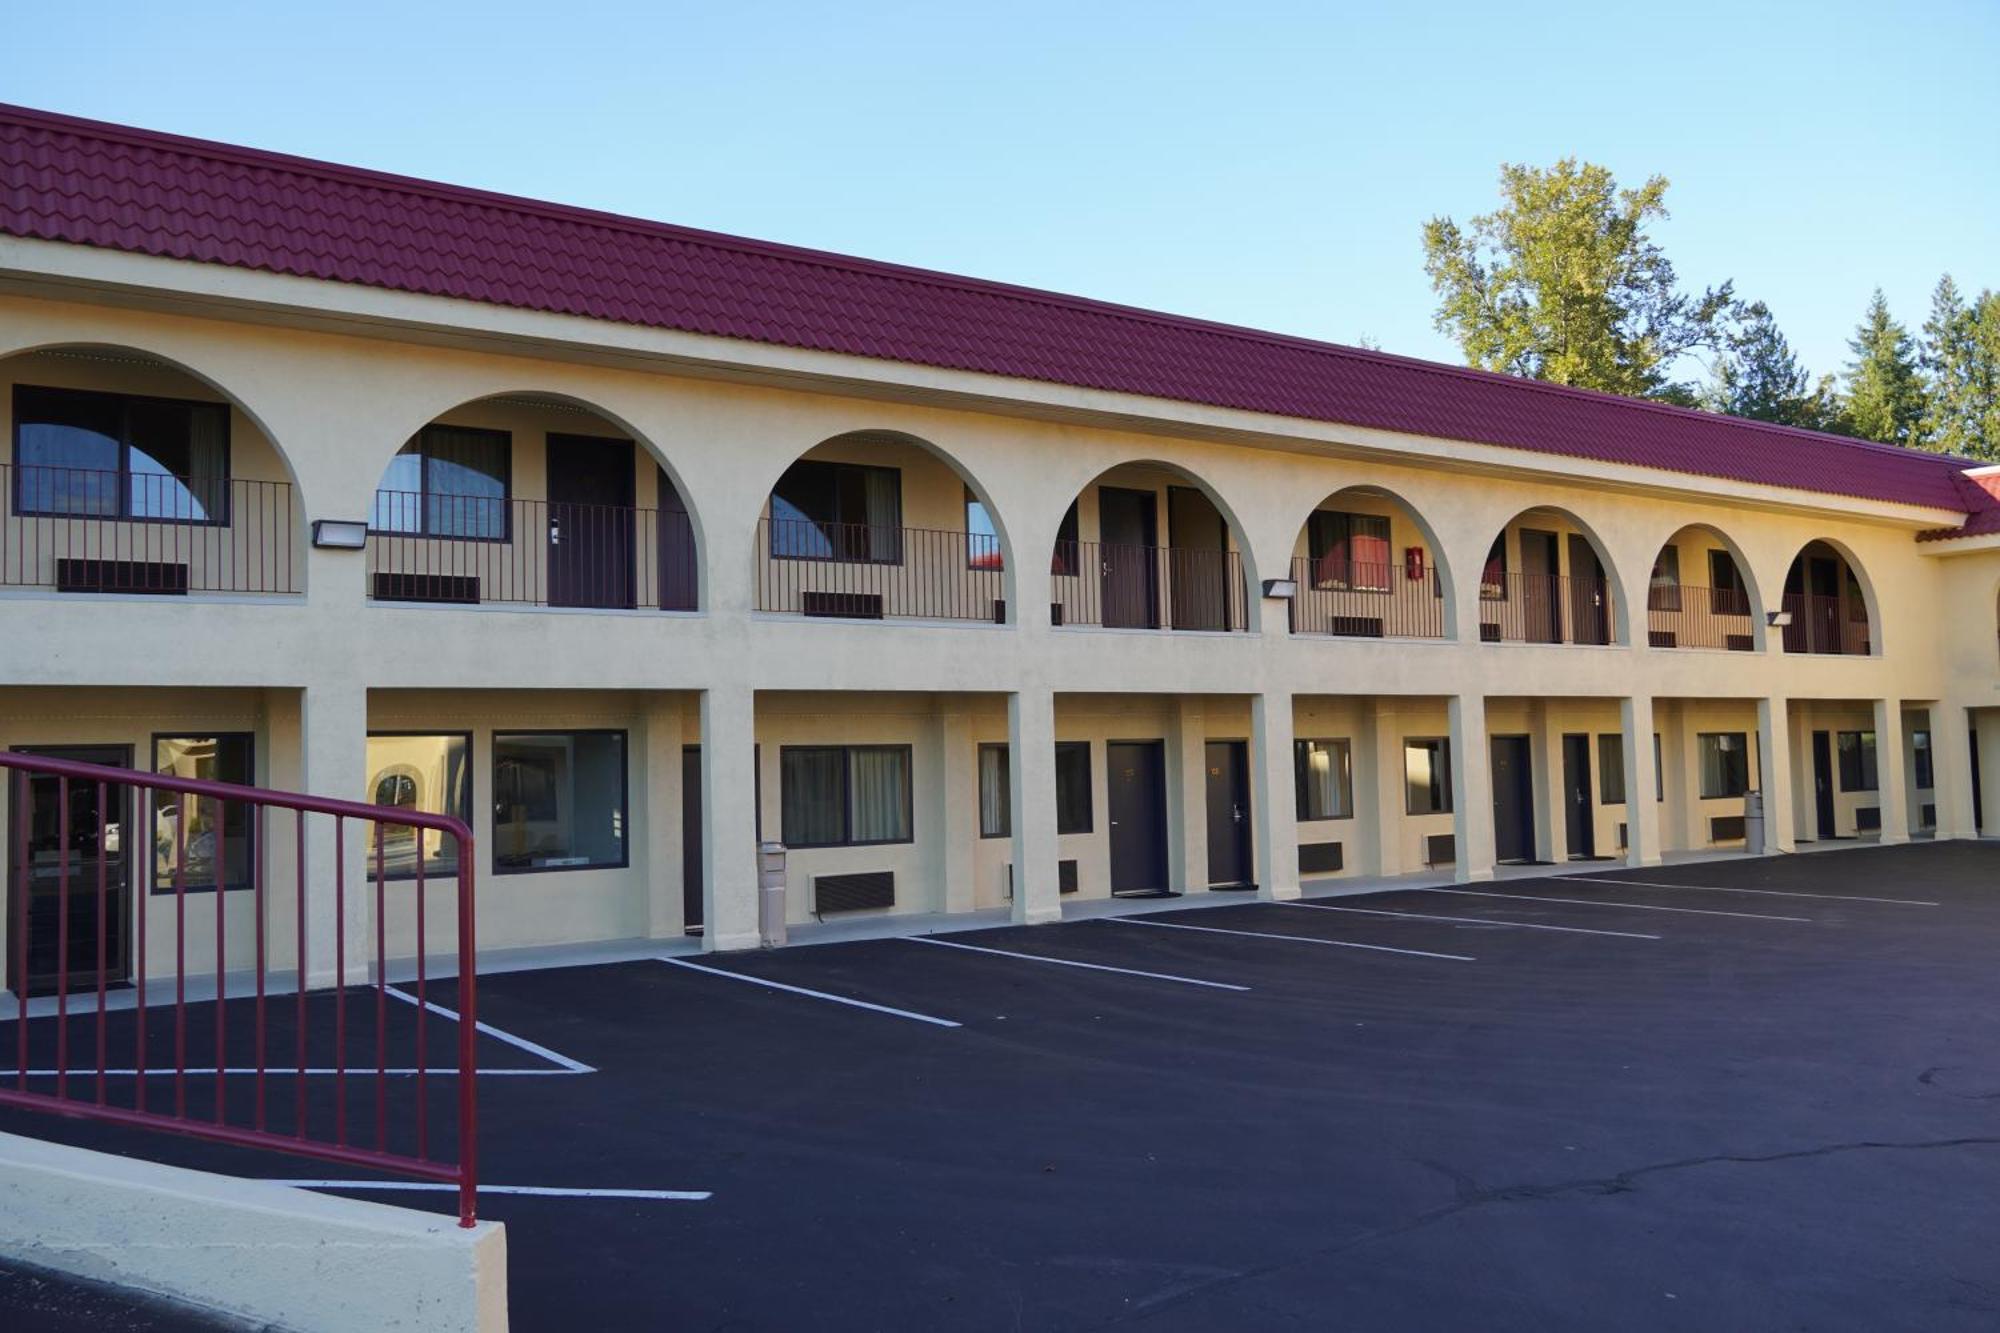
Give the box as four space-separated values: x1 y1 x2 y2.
1404 736 1453 815
779 743 916 849
1293 737 1355 822
767 459 904 565
977 742 1010 838
1697 731 1751 799
1708 549 1749 615
1050 500 1081 578
1836 730 1879 793
490 728 631 875
1055 740 1093 835
365 730 475 883
1597 733 1627 806
1480 535 1508 601
1912 730 1934 790
963 485 1004 572
13 383 234 527
1648 546 1681 612
149 732 257 895
1306 511 1392 593
369 424 513 542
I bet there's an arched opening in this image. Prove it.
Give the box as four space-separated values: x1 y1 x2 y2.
1478 508 1623 645
1287 485 1452 639
1051 461 1250 632
367 392 699 610
1645 524 1762 652
753 429 1012 623
0 343 303 596
1780 540 1874 656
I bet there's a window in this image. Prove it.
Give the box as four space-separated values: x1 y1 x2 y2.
781 745 912 847
1307 512 1391 591
1293 738 1354 821
1055 742 1092 834
1480 536 1507 599
1051 500 1081 577
769 459 902 562
151 734 254 893
1405 738 1452 814
14 384 229 523
964 487 1003 571
1708 550 1749 615
1648 547 1681 611
1698 733 1750 799
1913 730 1934 789
1598 734 1626 805
1653 733 1664 802
366 733 472 879
371 425 509 539
1837 731 1878 792
493 731 628 872
978 744 1009 837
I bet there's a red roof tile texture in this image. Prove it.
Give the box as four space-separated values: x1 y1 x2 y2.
0 103 1984 519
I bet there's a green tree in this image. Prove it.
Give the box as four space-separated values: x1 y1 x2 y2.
1844 289 1926 447
1920 275 2000 459
1706 302 1846 431
1422 159 1736 400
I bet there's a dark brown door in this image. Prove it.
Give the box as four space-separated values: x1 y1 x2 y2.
1204 740 1253 887
6 745 133 997
657 467 698 612
1490 735 1536 863
1167 486 1229 631
1567 535 1609 644
1519 529 1561 643
1811 730 1837 838
1098 487 1159 629
1107 740 1169 893
1562 733 1595 858
681 745 703 933
547 434 635 609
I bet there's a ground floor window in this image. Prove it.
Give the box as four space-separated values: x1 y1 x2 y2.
151 733 254 893
366 732 472 879
782 745 913 848
1597 733 1626 805
1653 733 1664 801
1912 730 1933 789
1837 731 1878 792
975 742 1092 838
1294 738 1353 820
1698 732 1750 798
1405 737 1452 814
494 731 628 872
978 744 1009 837
1055 742 1092 834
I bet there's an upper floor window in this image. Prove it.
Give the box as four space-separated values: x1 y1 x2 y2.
13 384 229 524
371 425 509 539
1648 547 1681 611
1480 536 1507 600
1307 511 1390 591
1050 500 1081 577
770 460 902 563
1708 550 1749 614
964 487 1002 570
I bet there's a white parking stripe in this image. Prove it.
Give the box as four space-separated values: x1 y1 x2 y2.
384 984 596 1072
270 1180 710 1202
20 1066 578 1078
1558 875 1938 907
657 957 962 1028
1425 887 1810 923
908 935 1250 990
1279 900 1661 940
1104 915 1474 961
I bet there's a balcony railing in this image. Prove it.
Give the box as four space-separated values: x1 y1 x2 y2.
757 518 1005 622
1781 592 1870 655
367 491 698 610
1051 540 1246 631
1479 572 1616 645
1288 557 1445 639
1646 584 1757 651
1 464 298 595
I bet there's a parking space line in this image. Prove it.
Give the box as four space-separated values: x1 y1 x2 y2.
19 1066 577 1078
908 935 1251 990
384 983 597 1073
269 1180 711 1202
1425 887 1811 922
1558 875 1939 907
1278 900 1661 940
1104 916 1474 961
657 957 962 1028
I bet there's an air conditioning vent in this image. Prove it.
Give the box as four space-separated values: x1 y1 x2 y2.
373 572 480 604
801 591 884 619
1710 815 1747 842
1855 806 1882 832
1478 623 1502 643
1424 834 1456 866
1329 615 1385 638
814 870 894 914
1298 841 1344 875
57 558 189 595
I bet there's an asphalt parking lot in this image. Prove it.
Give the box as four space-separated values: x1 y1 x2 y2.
5 841 2000 1331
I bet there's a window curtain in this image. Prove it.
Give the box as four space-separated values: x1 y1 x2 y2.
424 426 508 539
978 746 1010 837
1481 537 1507 598
1295 739 1351 819
782 748 847 846
1699 734 1746 798
1649 547 1681 611
862 465 902 564
847 748 910 842
1350 515 1390 592
1309 511 1349 589
1597 734 1626 804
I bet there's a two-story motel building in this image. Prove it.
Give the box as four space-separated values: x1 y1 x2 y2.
4 103 2000 993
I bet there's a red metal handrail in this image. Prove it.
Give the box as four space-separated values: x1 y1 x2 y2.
0 750 480 1226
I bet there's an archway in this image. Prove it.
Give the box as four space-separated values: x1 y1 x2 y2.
1051 460 1253 632
1286 485 1454 639
1645 523 1763 652
1477 507 1625 645
1780 539 1876 656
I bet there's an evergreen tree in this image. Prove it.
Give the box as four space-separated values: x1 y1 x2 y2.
1844 290 1925 446
1705 303 1849 432
1920 275 2000 460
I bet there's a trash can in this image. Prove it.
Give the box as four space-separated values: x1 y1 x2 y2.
758 841 788 948
1743 790 1765 852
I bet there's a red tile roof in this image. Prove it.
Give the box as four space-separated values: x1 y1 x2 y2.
0 102 1986 519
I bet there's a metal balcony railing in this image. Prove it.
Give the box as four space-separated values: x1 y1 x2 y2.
1781 592 1870 655
1646 584 1757 651
366 491 698 610
1478 572 1617 645
756 518 1006 622
1 464 299 595
1050 539 1246 631
1288 557 1445 639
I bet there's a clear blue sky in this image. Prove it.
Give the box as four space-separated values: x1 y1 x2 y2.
7 1 1996 384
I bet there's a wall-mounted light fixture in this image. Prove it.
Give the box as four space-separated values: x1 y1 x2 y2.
311 519 369 550
1261 578 1299 599
1766 610 1794 627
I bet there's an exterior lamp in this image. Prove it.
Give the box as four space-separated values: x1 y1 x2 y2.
312 519 370 550
1766 610 1794 628
1261 578 1299 599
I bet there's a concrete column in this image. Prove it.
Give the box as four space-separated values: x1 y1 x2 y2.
1251 692 1300 901
933 707 978 915
699 685 761 952
1932 703 1979 839
301 682 369 988
1621 695 1661 867
1361 700 1404 878
1008 689 1061 925
1449 693 1495 882
1872 698 1909 845
1166 697 1207 895
1528 700 1560 863
1757 696 1797 854
641 695 685 938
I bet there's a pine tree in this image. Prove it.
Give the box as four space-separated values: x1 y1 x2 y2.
1706 303 1849 432
1919 275 2000 460
1844 290 1925 447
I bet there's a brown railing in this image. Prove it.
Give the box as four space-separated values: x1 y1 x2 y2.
1646 584 1757 651
2 464 298 595
1051 540 1246 631
1288 558 1444 638
1781 592 1870 655
1479 572 1617 644
757 518 1005 621
367 491 698 610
